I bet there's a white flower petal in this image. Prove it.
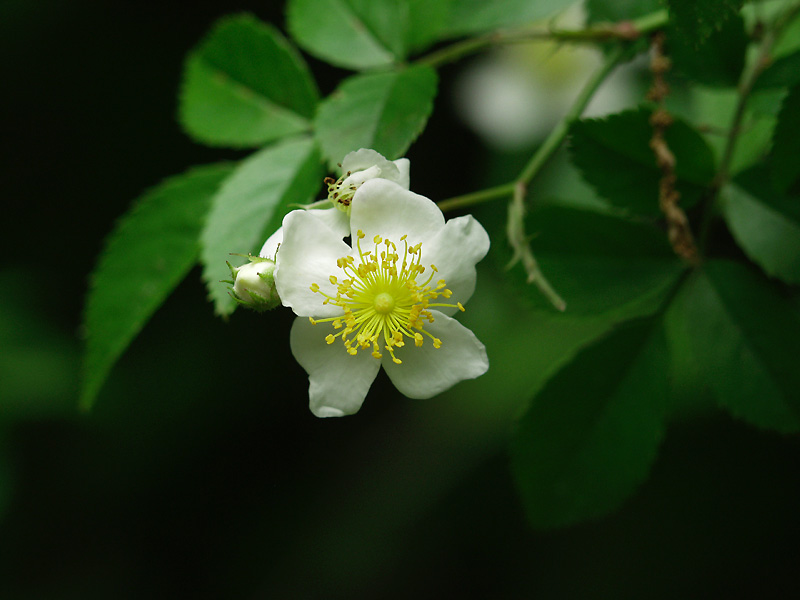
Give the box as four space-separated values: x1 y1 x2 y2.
275 210 352 318
422 215 491 315
259 208 349 259
341 165 382 189
259 228 283 259
291 317 381 417
382 310 489 399
392 158 410 189
350 179 445 246
341 148 389 174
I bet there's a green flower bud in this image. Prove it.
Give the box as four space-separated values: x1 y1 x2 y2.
229 256 280 311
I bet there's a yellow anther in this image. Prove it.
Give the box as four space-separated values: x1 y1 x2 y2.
310 283 320 292
309 317 317 325
308 233 466 363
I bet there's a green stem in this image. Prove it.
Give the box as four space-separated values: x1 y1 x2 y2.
416 9 668 69
436 183 515 213
518 44 627 185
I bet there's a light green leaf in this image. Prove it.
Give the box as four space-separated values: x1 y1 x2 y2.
666 261 800 432
569 108 716 217
81 163 234 410
180 13 318 148
446 0 576 36
314 65 437 168
406 0 454 52
200 137 323 316
287 0 408 70
722 169 800 285
771 83 800 192
510 317 669 528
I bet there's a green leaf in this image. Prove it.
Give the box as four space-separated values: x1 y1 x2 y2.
314 65 437 169
721 169 800 285
666 260 800 432
754 50 800 90
287 0 408 70
667 0 744 45
667 11 748 87
81 163 234 410
586 0 662 23
179 13 318 148
200 137 323 316
406 0 454 52
569 108 716 217
510 317 669 528
771 83 800 192
445 0 576 37
515 205 686 317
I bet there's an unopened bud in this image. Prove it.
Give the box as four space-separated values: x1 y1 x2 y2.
229 257 280 311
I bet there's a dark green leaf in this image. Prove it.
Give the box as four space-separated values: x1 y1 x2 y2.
667 12 748 87
445 0 576 37
754 51 800 90
314 65 437 168
771 83 800 192
666 260 800 432
569 108 716 217
179 13 318 148
667 0 744 45
722 169 800 285
510 317 669 528
81 163 234 410
519 206 686 317
586 0 662 23
287 0 408 70
200 137 323 316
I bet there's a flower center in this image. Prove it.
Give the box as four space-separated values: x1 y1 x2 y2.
308 230 465 364
373 292 395 314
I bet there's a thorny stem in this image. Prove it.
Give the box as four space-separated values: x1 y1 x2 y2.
647 31 699 265
699 1 800 251
416 9 668 69
506 182 567 311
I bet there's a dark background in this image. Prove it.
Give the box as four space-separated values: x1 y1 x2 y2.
1 1 799 598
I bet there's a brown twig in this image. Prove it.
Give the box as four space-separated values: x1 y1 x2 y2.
647 31 699 265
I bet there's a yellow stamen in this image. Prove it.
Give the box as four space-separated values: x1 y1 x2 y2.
308 234 463 361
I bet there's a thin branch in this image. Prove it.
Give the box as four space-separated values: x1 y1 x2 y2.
416 10 668 69
506 182 566 311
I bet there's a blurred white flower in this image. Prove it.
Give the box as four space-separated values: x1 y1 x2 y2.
454 6 640 150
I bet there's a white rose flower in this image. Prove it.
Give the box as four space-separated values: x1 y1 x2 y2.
326 148 410 214
258 148 410 260
274 178 490 417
